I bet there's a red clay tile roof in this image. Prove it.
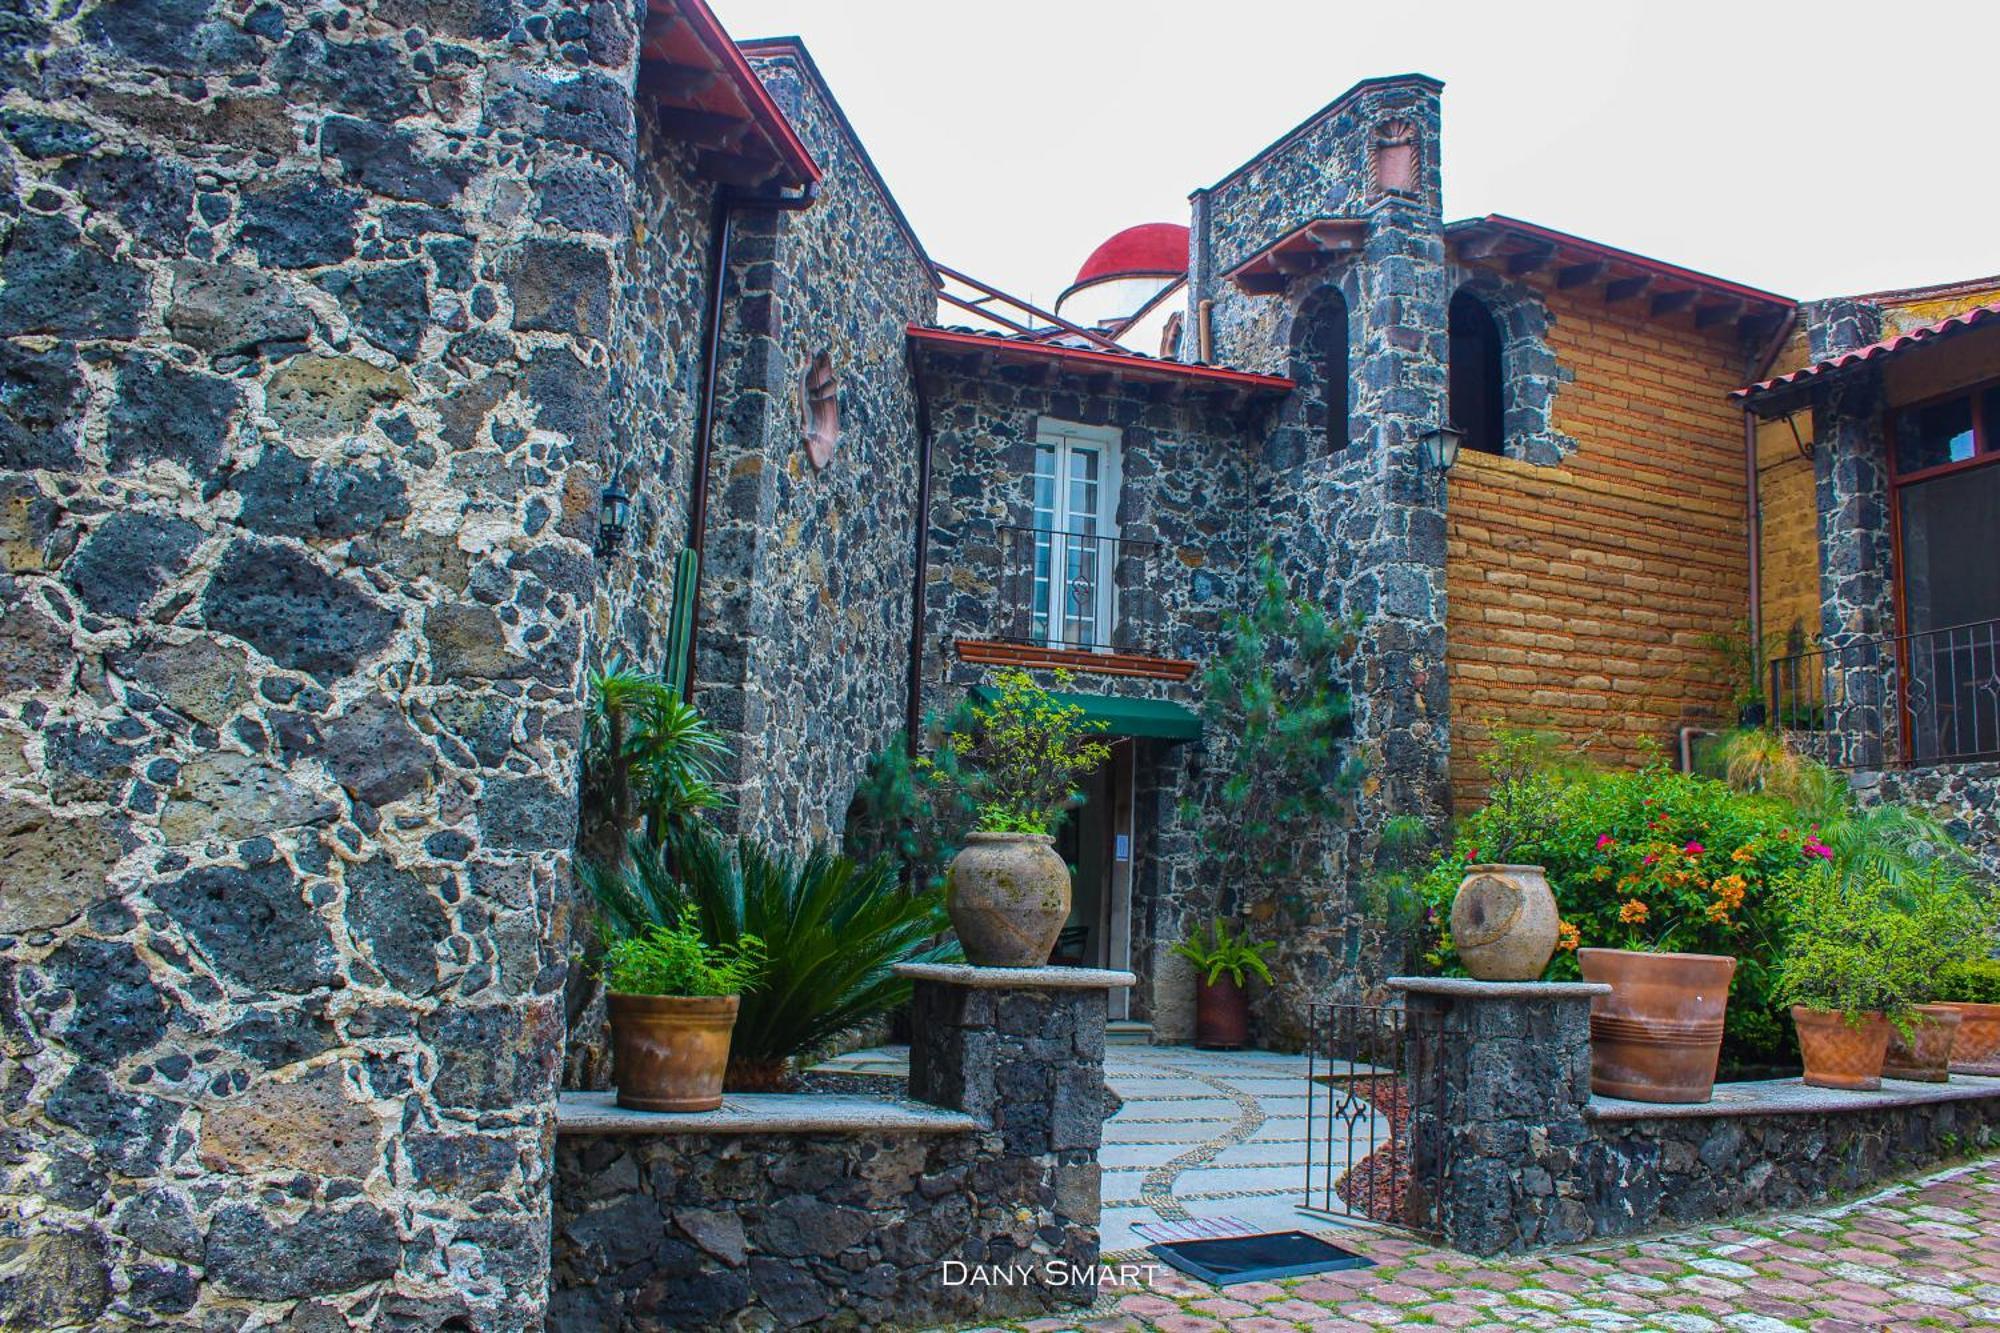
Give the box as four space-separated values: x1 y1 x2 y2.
1732 301 2000 415
639 0 820 191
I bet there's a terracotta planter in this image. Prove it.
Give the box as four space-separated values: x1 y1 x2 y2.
946 832 1071 967
1450 864 1559 981
1791 1006 1891 1091
1195 976 1250 1049
1883 1004 1962 1083
607 992 739 1112
1937 1001 2000 1072
1577 948 1735 1104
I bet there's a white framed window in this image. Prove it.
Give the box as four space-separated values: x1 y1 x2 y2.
1029 418 1121 649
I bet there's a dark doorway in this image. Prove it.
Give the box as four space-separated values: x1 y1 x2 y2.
1448 290 1505 455
1050 740 1135 1017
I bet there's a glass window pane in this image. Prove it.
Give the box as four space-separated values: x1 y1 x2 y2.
1898 463 2000 761
1983 386 2000 457
1033 445 1057 527
1894 396 1975 473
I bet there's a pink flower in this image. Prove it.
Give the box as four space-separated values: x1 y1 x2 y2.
1683 841 1705 856
1642 853 1658 866
1466 847 1480 863
1803 836 1833 860
1596 834 1615 850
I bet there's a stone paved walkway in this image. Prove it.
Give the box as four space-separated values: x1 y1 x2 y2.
960 1158 2000 1332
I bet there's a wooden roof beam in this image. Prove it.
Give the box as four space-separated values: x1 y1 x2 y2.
1506 246 1556 277
1649 289 1698 317
1694 298 1745 330
1556 260 1607 290
1457 229 1511 261
1604 274 1652 303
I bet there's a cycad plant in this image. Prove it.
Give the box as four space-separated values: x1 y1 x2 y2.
675 826 959 1088
583 661 728 851
584 822 958 1089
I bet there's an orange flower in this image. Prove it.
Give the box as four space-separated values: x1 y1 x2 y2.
1618 899 1650 925
1706 902 1733 925
1556 921 1581 952
1591 865 1612 882
1731 846 1755 864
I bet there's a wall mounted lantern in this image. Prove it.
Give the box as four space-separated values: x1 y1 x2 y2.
1418 422 1465 504
596 480 631 557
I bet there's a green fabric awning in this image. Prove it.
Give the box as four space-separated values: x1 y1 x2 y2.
969 686 1201 742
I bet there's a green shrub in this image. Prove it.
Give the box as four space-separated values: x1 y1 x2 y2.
601 914 763 998
1171 919 1275 988
669 824 959 1085
583 662 728 848
1419 756 1820 1063
1775 867 1938 1025
919 668 1109 836
1939 957 2000 1005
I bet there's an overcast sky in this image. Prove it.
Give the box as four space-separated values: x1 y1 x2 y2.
711 1 1996 310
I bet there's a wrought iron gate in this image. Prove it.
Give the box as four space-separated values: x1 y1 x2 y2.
1301 1002 1449 1238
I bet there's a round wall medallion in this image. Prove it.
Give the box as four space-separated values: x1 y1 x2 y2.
800 351 839 468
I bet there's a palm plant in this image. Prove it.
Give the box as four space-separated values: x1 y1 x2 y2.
583 661 728 850
588 824 958 1089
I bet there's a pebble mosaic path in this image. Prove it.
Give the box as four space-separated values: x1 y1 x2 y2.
951 1158 2000 1332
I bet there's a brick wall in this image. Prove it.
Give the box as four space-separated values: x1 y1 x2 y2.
1446 289 1751 806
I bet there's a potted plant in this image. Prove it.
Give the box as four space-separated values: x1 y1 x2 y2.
1172 919 1274 1049
1883 869 1994 1082
601 913 764 1112
1776 869 1921 1091
921 669 1110 967
1449 731 1563 981
1936 958 2000 1074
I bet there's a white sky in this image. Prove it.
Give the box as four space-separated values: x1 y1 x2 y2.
712 0 1997 309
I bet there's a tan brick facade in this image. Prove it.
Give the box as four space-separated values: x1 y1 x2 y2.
1446 288 1751 807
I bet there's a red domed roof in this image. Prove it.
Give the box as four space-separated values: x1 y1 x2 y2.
1071 223 1189 287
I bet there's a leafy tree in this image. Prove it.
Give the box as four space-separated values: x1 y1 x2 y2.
1180 552 1362 901
918 668 1110 836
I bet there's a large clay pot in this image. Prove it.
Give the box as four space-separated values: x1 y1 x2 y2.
608 993 739 1112
1937 1001 2000 1072
1450 864 1559 981
1577 949 1735 1103
1792 1006 1890 1091
1883 1004 1962 1083
1195 976 1250 1050
946 832 1071 967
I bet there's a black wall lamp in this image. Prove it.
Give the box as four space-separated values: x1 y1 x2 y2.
1418 422 1464 504
597 480 631 557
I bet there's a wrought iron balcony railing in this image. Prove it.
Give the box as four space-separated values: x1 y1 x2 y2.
994 524 1160 654
1769 615 2000 770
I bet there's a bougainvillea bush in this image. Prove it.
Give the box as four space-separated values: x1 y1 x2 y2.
1417 758 1833 1066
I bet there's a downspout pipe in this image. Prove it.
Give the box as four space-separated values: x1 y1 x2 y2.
1743 405 1762 700
681 181 819 697
903 340 935 753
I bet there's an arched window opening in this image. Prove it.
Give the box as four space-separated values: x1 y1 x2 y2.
1448 290 1504 456
1323 291 1350 452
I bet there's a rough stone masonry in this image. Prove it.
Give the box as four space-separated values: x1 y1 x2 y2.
0 0 656 1324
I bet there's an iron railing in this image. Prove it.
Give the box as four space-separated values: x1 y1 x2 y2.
1302 1002 1448 1239
995 524 1159 653
1769 615 2000 769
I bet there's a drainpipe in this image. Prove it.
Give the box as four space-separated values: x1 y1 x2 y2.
681 181 819 698
903 340 935 753
1743 406 1762 686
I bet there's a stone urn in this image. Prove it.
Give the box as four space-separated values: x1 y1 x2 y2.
1792 1007 1890 1091
1883 1004 1962 1083
607 993 739 1112
1577 949 1735 1103
946 832 1071 967
1450 864 1559 981
1938 1001 2000 1073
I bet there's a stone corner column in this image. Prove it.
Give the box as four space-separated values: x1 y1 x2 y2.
895 963 1133 1310
1388 977 1605 1255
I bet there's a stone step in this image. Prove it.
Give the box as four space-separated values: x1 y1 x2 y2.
1107 1021 1155 1046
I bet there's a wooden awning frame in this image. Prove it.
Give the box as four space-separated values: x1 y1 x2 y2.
1224 217 1370 296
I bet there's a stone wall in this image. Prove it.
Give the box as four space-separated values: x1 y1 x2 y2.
692 46 934 851
1445 278 1753 806
0 0 655 1324
551 967 1116 1329
1856 762 2000 882
1399 980 2000 1256
1190 76 1455 1033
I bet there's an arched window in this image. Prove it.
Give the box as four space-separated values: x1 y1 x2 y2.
1322 291 1350 452
1448 290 1504 455
1292 287 1351 453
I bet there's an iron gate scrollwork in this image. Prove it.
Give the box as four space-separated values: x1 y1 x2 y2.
1302 1002 1450 1239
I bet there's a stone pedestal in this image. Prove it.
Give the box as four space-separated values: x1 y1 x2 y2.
1390 976 1606 1254
897 963 1133 1308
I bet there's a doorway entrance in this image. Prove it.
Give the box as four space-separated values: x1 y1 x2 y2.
1051 738 1136 1019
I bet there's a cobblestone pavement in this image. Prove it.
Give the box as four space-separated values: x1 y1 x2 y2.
957 1158 2000 1332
